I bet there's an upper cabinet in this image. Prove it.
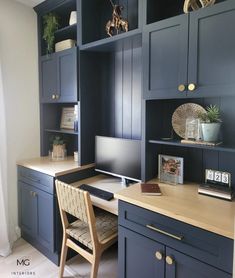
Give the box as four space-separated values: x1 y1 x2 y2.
143 0 235 100
40 47 78 103
143 15 189 100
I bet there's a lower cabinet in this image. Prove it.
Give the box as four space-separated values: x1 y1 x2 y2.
19 181 54 252
18 165 95 265
118 201 233 278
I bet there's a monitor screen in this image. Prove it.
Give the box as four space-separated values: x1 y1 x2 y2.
95 136 141 182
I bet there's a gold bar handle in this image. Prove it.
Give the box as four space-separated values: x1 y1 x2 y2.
146 224 184 241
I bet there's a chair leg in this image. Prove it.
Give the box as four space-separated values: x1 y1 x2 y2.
90 252 101 278
59 234 68 278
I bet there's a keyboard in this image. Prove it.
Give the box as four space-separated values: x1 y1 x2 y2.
79 184 114 201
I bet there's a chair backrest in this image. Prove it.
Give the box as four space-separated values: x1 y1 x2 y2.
55 180 91 224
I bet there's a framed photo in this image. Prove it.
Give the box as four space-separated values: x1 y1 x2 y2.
60 107 75 130
158 154 184 184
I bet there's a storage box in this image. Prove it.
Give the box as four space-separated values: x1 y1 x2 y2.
55 39 76 52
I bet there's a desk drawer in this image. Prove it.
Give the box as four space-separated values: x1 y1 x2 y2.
119 201 233 274
18 166 54 194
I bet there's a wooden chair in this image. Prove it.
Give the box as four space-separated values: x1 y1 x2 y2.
55 180 118 278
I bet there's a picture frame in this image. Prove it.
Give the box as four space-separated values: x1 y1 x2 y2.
60 107 75 130
158 154 184 185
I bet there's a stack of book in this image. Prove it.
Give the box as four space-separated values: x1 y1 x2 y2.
198 183 233 201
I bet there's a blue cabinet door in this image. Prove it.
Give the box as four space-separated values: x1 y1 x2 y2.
40 53 57 102
143 15 189 100
166 247 232 278
118 226 165 278
56 47 77 103
188 0 235 98
40 48 77 103
18 182 37 238
34 187 54 252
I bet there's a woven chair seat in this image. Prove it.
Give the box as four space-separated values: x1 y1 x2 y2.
66 209 118 250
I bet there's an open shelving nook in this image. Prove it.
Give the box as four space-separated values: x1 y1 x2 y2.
145 0 227 25
143 97 235 187
37 0 78 56
79 32 142 163
40 102 79 158
81 0 141 46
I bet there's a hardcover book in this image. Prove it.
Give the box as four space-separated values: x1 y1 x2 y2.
141 183 162 196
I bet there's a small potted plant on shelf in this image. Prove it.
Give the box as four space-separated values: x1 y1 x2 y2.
43 13 59 54
49 135 67 161
198 105 222 142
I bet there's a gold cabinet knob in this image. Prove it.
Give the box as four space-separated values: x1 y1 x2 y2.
55 94 60 100
155 251 163 261
52 94 56 100
178 84 186 92
166 256 174 265
188 83 196 91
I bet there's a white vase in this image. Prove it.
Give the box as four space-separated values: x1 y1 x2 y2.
201 122 221 142
69 11 77 25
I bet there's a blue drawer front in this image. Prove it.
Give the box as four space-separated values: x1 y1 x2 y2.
18 166 54 194
119 201 233 274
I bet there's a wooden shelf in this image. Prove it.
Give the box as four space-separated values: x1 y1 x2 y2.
148 139 235 153
45 129 78 135
80 29 142 52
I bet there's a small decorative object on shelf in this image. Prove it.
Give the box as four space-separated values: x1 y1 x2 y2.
183 0 216 13
69 11 77 25
74 104 78 132
49 136 67 161
43 13 59 54
185 117 201 141
60 107 75 130
74 151 78 162
198 105 222 142
55 39 76 52
106 0 128 37
198 169 233 200
172 103 206 139
158 154 184 185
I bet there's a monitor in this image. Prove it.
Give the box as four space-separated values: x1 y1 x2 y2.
95 136 141 184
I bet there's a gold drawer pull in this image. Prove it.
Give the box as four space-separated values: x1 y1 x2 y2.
155 251 163 261
166 256 174 265
146 224 184 241
52 94 56 99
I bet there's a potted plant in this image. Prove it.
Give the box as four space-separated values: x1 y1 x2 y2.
198 105 222 142
50 135 66 160
43 13 59 54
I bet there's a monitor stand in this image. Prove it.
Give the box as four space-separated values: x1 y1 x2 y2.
121 177 128 186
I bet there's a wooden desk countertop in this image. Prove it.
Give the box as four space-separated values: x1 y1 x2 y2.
72 175 123 216
17 156 95 177
115 179 235 239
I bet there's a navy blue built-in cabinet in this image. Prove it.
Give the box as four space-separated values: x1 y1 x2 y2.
40 47 77 103
144 0 235 99
118 201 233 278
29 0 235 273
18 165 95 264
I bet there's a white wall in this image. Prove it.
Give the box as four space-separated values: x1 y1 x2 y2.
0 0 40 243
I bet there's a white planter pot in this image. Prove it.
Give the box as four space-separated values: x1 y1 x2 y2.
201 122 221 142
